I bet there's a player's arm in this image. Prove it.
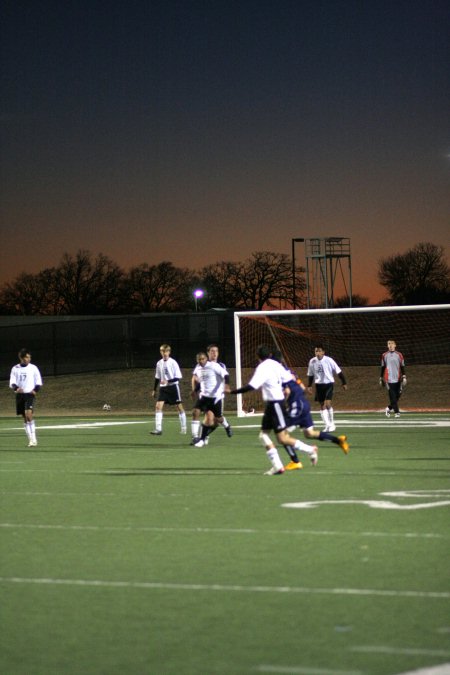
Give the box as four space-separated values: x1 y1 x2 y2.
152 378 160 398
338 371 347 389
379 363 386 387
230 384 255 395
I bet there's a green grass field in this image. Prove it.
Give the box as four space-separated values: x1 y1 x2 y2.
1 412 449 675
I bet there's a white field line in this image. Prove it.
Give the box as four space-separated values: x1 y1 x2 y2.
0 418 449 433
0 576 449 599
391 664 450 675
0 522 446 539
352 646 450 658
256 668 361 675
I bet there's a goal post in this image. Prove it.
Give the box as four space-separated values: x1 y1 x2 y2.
233 304 450 416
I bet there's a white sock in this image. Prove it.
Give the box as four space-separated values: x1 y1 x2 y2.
221 416 229 428
155 411 163 431
191 420 200 437
266 448 284 472
179 411 186 431
328 407 334 425
24 422 31 439
294 439 314 454
320 410 327 427
294 439 315 458
27 421 36 442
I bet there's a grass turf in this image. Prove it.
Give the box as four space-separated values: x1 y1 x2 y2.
0 413 449 675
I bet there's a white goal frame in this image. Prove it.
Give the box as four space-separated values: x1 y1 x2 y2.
233 304 450 416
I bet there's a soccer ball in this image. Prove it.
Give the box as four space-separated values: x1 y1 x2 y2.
103 403 112 412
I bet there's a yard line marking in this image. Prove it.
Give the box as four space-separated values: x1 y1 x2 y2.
1 577 449 599
283 500 450 511
0 421 148 431
391 664 450 675
352 646 450 657
0 522 445 539
256 666 362 674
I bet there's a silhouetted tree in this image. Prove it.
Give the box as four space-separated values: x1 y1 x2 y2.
200 251 305 310
123 262 197 312
0 269 61 315
333 294 369 308
378 242 450 305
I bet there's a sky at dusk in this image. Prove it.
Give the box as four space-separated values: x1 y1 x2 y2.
1 0 449 304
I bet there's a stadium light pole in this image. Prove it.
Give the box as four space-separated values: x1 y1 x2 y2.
291 238 304 309
193 288 204 311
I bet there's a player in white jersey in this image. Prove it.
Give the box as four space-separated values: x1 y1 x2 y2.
150 344 187 435
380 339 406 418
191 352 230 447
307 344 347 431
9 348 43 447
190 343 232 443
230 345 318 475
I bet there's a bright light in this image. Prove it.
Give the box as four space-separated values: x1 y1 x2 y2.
194 289 204 299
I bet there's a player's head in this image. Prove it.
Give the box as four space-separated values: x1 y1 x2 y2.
160 344 171 359
196 351 208 366
314 345 325 359
206 344 219 361
387 340 396 351
271 349 284 365
256 344 271 361
18 348 31 364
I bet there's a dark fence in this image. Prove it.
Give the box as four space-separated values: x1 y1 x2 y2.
0 312 235 379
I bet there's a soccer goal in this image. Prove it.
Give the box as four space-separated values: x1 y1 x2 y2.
233 304 450 416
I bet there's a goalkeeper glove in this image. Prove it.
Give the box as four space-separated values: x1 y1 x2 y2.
379 378 384 387
402 375 407 386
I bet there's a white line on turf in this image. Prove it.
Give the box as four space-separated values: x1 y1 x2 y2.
391 664 450 675
352 646 450 657
0 522 445 539
256 666 362 674
0 577 449 599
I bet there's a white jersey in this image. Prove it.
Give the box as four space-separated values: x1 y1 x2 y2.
10 363 43 393
193 361 228 402
307 355 342 384
248 358 287 401
155 357 182 386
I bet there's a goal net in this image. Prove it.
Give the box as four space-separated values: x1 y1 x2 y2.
233 304 450 415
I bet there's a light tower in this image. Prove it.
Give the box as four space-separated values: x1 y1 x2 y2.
303 237 353 308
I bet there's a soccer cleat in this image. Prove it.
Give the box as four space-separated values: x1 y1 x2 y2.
337 436 350 454
180 429 187 435
394 413 400 418
310 446 319 466
194 439 205 447
28 440 38 447
150 430 162 435
284 460 303 471
190 437 200 446
328 424 336 432
225 425 233 438
385 407 391 417
264 466 285 475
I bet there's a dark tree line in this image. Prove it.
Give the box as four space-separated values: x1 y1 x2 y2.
0 249 306 315
0 242 448 315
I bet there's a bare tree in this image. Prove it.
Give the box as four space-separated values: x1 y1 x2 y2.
378 242 450 305
333 294 369 308
0 269 62 315
54 250 125 314
200 251 305 310
124 262 197 312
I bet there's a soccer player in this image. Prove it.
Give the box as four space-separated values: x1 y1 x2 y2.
150 344 187 435
9 348 43 447
191 352 230 447
271 351 350 467
229 344 318 475
380 339 406 418
190 343 232 442
307 344 347 431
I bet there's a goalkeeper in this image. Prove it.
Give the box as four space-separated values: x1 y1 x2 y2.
380 339 406 418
